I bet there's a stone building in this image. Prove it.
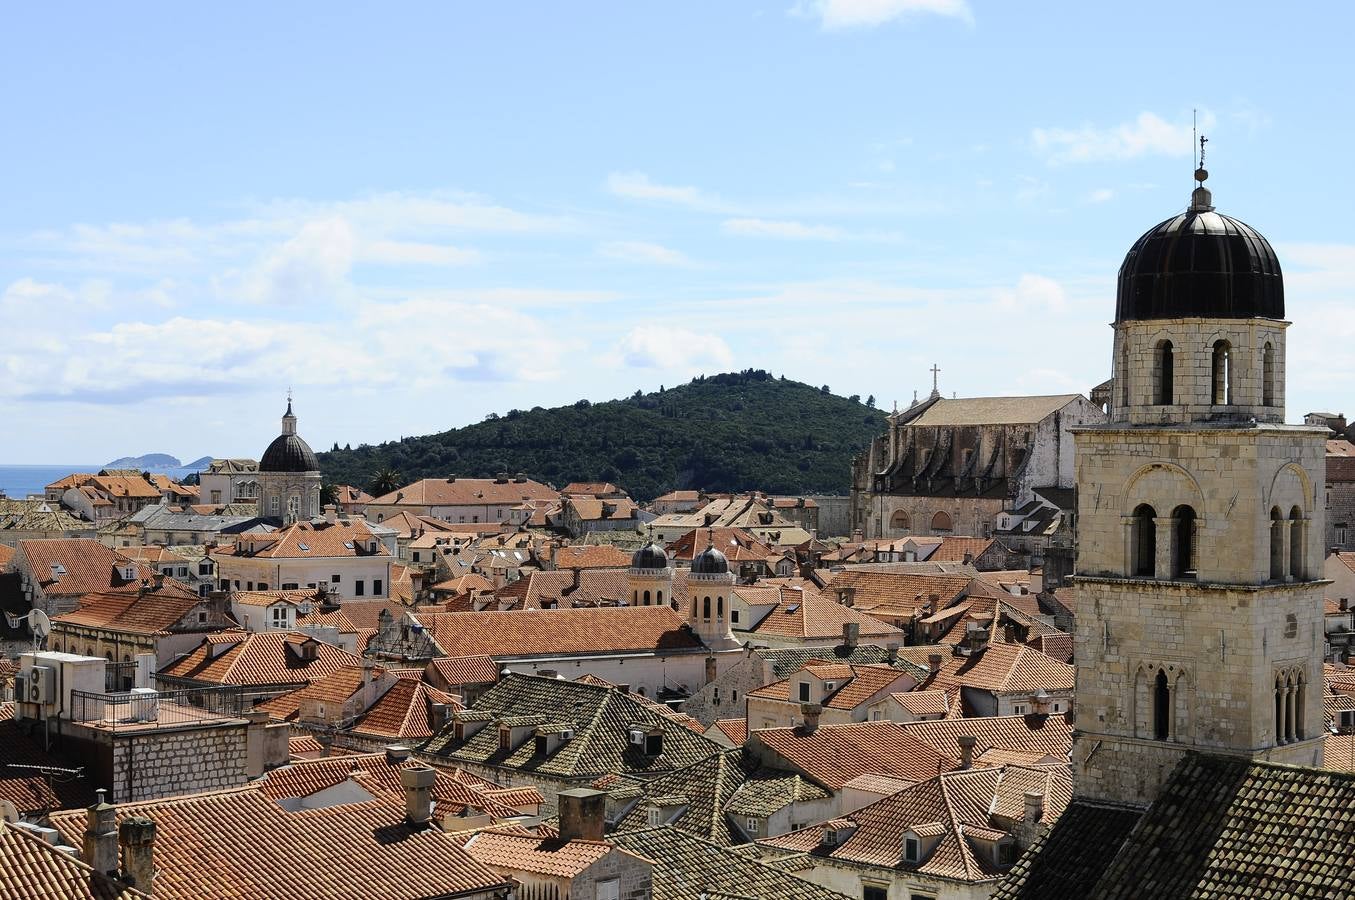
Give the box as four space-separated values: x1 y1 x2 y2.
256 400 322 524
1070 173 1326 807
850 391 1104 542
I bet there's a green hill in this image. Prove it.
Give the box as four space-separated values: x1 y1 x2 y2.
318 371 886 503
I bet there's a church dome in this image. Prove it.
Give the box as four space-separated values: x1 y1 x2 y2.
631 542 669 570
260 433 319 472
1115 184 1283 323
691 545 729 576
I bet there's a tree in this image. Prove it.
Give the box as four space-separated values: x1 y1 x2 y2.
368 467 403 497
848 394 860 404
866 395 876 409
320 482 338 506
820 385 831 394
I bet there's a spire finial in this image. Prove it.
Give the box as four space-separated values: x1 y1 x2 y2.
1189 111 1213 212
929 364 941 400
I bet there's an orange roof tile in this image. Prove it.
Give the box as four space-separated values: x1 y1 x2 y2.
463 831 621 878
554 545 634 569
372 477 558 508
18 539 194 599
743 588 904 640
427 655 501 687
53 589 202 635
416 606 703 658
159 631 364 689
751 721 961 790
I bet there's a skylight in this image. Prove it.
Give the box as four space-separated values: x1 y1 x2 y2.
297 542 310 552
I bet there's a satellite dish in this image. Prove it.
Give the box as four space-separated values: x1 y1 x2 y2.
0 799 19 824
27 610 51 640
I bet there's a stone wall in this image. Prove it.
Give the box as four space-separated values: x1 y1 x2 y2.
569 848 652 900
110 724 248 802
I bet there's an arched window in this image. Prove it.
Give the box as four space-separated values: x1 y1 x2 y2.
1296 672 1307 741
1171 505 1196 579
717 596 724 618
1153 669 1170 740
632 590 639 604
1155 340 1174 406
702 596 711 619
1275 676 1285 742
1262 342 1276 406
656 590 663 605
1269 507 1285 580
1290 506 1304 580
1211 340 1232 405
890 510 910 533
930 511 953 535
643 590 651 606
1120 338 1130 409
1132 504 1157 577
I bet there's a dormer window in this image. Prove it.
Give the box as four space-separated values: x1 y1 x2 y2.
798 682 811 702
904 836 920 862
997 839 1017 867
645 733 663 756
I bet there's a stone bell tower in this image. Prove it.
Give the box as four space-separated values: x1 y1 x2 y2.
1071 163 1328 807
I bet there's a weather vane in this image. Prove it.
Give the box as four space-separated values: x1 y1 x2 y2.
1192 109 1208 185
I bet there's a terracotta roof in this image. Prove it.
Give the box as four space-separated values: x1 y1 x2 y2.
333 485 375 504
897 643 1073 697
992 798 1143 900
370 510 460 539
929 536 997 563
667 527 776 563
372 477 558 507
463 831 619 878
350 678 460 739
415 606 703 658
554 545 634 569
751 721 961 790
0 544 12 568
892 690 950 716
908 394 1083 427
159 631 363 688
220 520 390 560
287 734 325 757
17 539 194 599
561 482 622 496
426 655 500 687
0 703 98 813
900 713 1074 761
0 822 145 899
257 666 373 720
654 490 701 502
564 497 639 523
48 786 511 900
229 588 325 608
821 570 974 620
742 589 904 641
52 589 202 636
493 568 689 610
751 664 915 711
711 719 747 746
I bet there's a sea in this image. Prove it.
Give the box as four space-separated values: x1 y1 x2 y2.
0 464 206 500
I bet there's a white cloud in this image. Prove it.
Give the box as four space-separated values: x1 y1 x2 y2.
614 325 733 370
1087 188 1116 204
994 274 1067 312
796 0 973 29
605 172 727 212
360 240 481 266
598 240 691 266
1031 110 1214 164
721 217 845 240
234 217 357 306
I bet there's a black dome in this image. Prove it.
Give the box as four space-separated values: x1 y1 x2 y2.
692 545 729 575
260 433 319 472
631 542 669 570
1116 202 1283 323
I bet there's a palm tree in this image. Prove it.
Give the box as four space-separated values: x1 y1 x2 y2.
368 468 403 497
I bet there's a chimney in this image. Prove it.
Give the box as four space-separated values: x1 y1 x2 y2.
928 653 943 676
118 817 156 895
557 788 606 842
385 745 411 763
152 572 165 591
50 563 62 583
1023 790 1045 824
1032 689 1052 716
1003 623 1016 643
957 734 976 769
81 790 118 875
1014 789 1046 852
885 642 900 663
842 622 860 649
399 766 437 825
324 504 338 525
429 703 453 734
705 655 718 685
800 702 822 734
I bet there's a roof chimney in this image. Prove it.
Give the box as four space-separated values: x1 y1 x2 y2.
885 642 900 663
81 790 118 876
957 734 976 770
50 563 62 583
558 788 606 842
800 702 822 734
842 621 860 649
385 745 411 763
1032 689 1052 716
118 816 156 895
1023 790 1045 825
399 765 437 825
324 504 338 525
928 653 943 676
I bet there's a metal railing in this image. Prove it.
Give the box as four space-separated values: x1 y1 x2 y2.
69 684 249 732
104 660 139 693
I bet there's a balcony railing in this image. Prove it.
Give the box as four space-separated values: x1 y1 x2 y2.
69 684 249 732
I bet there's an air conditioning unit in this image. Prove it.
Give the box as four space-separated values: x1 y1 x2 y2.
628 729 645 746
21 666 55 705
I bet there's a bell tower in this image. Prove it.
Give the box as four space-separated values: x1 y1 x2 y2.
1072 165 1328 806
686 536 740 650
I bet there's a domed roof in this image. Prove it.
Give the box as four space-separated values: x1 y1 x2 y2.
691 545 729 576
260 433 319 472
1116 185 1283 323
631 542 670 570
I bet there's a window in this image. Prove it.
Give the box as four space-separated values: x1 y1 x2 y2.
647 807 662 827
270 607 289 627
702 596 711 619
1263 341 1276 406
373 578 383 596
499 728 511 751
1290 507 1304 580
355 580 365 597
1270 508 1285 580
199 562 213 576
998 841 1017 866
1014 704 1026 715
1211 339 1232 405
1132 504 1157 576
198 610 208 623
1339 710 1354 730
863 888 889 900
644 733 663 756
904 836 920 862
744 818 760 834
282 582 299 590
731 690 737 703
270 495 280 515
246 581 254 591
1155 340 1174 405
798 682 811 702
1171 505 1196 578
331 574 341 583
930 511 952 535
713 687 720 704
1154 669 1171 740
731 609 740 624
890 510 910 532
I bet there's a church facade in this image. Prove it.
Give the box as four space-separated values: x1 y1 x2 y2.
849 391 1105 541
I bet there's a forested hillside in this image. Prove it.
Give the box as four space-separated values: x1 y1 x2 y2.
319 370 886 502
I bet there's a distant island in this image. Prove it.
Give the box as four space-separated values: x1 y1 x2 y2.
103 454 213 471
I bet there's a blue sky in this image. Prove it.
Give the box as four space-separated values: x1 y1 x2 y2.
3 1 1353 462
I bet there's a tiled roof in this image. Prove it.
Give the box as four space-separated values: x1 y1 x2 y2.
751 721 961 790
287 734 325 757
221 520 390 560
896 643 1073 697
426 655 501 687
230 588 324 608
48 786 511 899
494 567 692 610
463 831 619 877
351 678 460 739
0 822 145 899
900 713 1073 761
371 510 459 539
0 703 97 813
892 690 950 716
764 764 1071 884
606 827 848 900
17 539 193 599
820 570 974 621
53 589 201 635
0 544 12 567
333 485 375 504
929 537 997 562
908 395 1083 427
758 645 929 681
158 631 363 688
654 490 701 502
565 497 640 522
667 527 776 562
751 664 915 711
554 544 634 569
561 482 622 496
371 477 558 507
711 719 747 746
258 666 374 720
257 752 523 819
742 589 904 641
992 798 1143 900
423 673 722 780
415 606 703 658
